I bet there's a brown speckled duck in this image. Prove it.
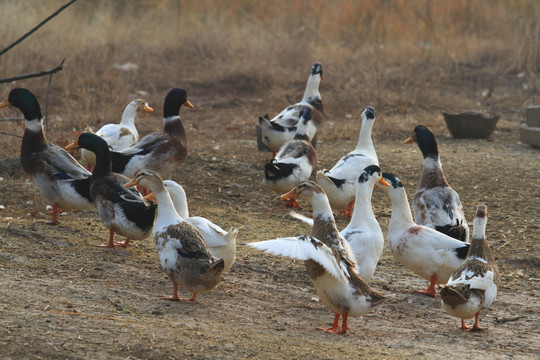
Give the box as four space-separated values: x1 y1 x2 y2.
263 108 317 207
0 88 93 224
441 205 500 331
125 169 225 302
249 181 392 334
404 125 469 242
110 88 193 179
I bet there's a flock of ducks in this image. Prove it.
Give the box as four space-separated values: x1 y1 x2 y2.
0 62 499 335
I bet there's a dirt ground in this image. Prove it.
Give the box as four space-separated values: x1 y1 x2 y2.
0 100 539 360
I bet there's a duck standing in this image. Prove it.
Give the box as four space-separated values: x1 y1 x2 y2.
404 125 469 242
111 88 193 179
259 62 324 156
263 108 317 207
249 181 392 334
441 205 500 331
316 106 378 217
125 170 225 301
66 132 156 247
380 173 469 297
81 99 153 169
0 88 93 224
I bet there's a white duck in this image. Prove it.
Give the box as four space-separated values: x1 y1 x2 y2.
125 169 225 302
153 179 238 271
249 181 392 334
404 125 469 242
263 108 317 207
441 205 500 331
290 165 389 282
316 106 378 217
259 62 324 156
81 99 153 169
380 173 469 297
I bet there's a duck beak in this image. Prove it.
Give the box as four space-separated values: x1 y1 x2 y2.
0 98 11 108
123 178 138 188
374 177 391 189
403 136 415 144
184 99 194 108
144 193 155 201
143 104 153 115
64 140 79 150
321 74 325 80
280 187 299 202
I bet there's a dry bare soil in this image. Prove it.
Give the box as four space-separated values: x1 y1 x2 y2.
0 100 539 360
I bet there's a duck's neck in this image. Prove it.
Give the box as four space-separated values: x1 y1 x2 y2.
171 192 189 219
311 192 341 245
468 216 494 262
154 187 183 228
349 183 377 227
163 115 186 139
293 119 310 141
21 119 48 154
91 145 112 179
387 187 415 232
419 156 448 189
302 75 321 105
119 103 138 130
356 118 375 151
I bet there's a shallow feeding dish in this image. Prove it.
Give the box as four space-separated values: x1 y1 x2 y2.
442 111 499 139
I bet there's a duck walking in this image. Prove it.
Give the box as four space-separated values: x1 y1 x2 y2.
249 181 392 334
0 88 93 224
316 106 378 217
404 125 469 242
125 170 225 301
441 205 499 331
263 108 317 207
111 88 193 179
66 132 156 247
380 173 469 297
259 62 324 156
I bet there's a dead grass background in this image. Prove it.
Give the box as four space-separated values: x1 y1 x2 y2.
0 0 539 148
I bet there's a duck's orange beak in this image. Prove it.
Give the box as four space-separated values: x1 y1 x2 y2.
280 187 299 202
0 98 11 108
144 193 155 201
143 104 153 115
374 177 391 189
403 136 415 144
184 99 194 108
123 178 138 188
65 140 79 150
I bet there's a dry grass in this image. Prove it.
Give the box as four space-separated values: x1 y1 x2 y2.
0 0 539 146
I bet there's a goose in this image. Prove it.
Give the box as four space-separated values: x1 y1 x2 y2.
110 88 193 179
66 132 156 247
404 125 469 242
380 173 469 297
148 179 238 271
263 108 317 207
259 62 324 156
441 205 500 331
125 169 225 301
316 106 378 217
0 88 93 224
249 181 392 334
81 99 153 169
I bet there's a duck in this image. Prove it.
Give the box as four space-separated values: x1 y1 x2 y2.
263 108 318 207
403 125 469 242
440 205 500 331
124 169 225 302
0 88 93 224
66 132 156 247
147 179 238 271
81 99 153 169
259 62 324 157
289 165 389 282
316 106 378 217
110 88 193 179
249 181 392 334
380 173 469 297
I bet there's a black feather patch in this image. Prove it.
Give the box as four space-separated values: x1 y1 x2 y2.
453 244 470 260
264 160 296 180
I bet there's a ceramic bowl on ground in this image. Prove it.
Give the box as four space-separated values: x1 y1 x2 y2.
443 111 499 139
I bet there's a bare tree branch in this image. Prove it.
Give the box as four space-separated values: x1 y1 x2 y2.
0 59 65 84
0 0 78 57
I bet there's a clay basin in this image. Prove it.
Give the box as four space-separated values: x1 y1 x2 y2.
443 111 500 139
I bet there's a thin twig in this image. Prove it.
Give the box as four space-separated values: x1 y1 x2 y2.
0 0 77 57
0 131 22 139
46 309 137 322
0 59 65 84
495 315 525 324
